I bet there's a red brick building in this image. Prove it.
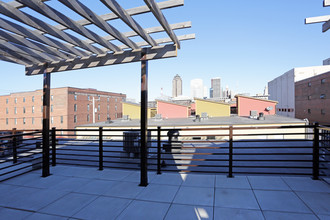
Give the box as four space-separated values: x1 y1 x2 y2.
295 71 330 125
0 87 126 131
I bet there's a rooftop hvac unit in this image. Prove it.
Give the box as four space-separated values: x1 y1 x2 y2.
250 110 258 119
155 114 162 120
201 112 208 119
122 115 129 120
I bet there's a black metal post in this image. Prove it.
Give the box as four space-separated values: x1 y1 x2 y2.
99 127 103 171
140 48 148 186
12 128 17 164
42 67 51 177
51 127 56 166
228 126 233 178
312 122 319 180
157 126 161 175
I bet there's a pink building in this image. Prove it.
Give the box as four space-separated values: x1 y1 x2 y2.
156 100 189 119
236 95 277 117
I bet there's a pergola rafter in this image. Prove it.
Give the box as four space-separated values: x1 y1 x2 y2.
0 0 194 186
306 0 330 32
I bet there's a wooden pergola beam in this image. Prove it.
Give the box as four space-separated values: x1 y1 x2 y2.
325 0 330 7
144 0 181 49
26 44 177 75
305 15 330 24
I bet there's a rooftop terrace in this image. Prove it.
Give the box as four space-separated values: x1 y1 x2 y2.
0 165 329 219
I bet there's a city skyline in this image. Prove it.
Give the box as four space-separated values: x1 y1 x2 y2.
0 1 329 101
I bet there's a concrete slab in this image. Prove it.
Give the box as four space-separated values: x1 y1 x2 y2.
173 186 214 206
181 174 215 188
254 190 312 213
263 211 318 220
248 176 291 191
215 175 251 189
318 214 330 220
296 191 330 215
103 181 145 199
150 172 183 186
95 169 135 181
165 204 213 220
120 171 157 183
0 207 33 220
25 212 68 220
116 200 170 220
73 196 131 220
282 177 330 193
39 192 98 217
50 177 92 192
214 207 264 220
136 183 180 203
73 179 117 195
2 172 40 186
214 188 259 209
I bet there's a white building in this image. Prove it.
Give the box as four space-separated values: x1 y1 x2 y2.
268 65 330 118
190 79 204 98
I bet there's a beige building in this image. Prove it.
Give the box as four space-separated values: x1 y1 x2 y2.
0 87 126 131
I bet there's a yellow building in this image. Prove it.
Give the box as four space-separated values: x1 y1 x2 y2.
122 102 155 119
195 98 230 117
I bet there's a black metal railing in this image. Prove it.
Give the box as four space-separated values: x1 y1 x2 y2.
0 129 43 182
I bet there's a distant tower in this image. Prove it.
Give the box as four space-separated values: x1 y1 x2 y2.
172 74 182 97
190 79 204 98
210 77 221 98
263 85 269 96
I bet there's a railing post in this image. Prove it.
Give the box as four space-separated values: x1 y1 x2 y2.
51 127 56 166
12 128 17 164
228 126 233 178
312 122 319 180
157 126 161 175
99 127 103 171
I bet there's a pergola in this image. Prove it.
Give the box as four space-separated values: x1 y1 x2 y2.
305 0 330 31
0 0 194 186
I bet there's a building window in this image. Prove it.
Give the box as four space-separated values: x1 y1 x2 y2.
107 105 109 111
51 105 53 112
6 98 8 104
87 114 90 122
32 96 34 102
321 109 325 115
308 95 312 100
41 96 43 101
74 95 77 100
6 108 8 114
51 117 54 124
87 95 90 101
74 115 77 123
107 114 109 120
98 114 100 120
32 106 34 113
308 109 311 114
61 116 63 124
23 117 26 125
308 82 311 87
115 98 117 102
87 104 90 111
23 97 25 102
14 118 17 125
14 98 17 104
32 117 34 125
320 94 326 99
23 107 26 114
115 105 117 111
98 104 100 111
74 104 77 112
51 95 53 101
6 118 8 125
115 113 118 118
41 106 43 112
14 107 17 114
321 79 326 84
107 97 109 102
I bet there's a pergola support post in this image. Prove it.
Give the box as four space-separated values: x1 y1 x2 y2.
42 64 51 177
139 48 148 187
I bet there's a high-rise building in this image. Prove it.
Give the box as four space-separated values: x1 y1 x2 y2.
0 87 126 131
172 74 182 98
190 79 204 98
210 77 221 98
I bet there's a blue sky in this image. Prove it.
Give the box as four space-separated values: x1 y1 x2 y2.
0 0 329 101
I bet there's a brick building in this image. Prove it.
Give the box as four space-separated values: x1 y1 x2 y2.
0 87 126 131
295 71 330 125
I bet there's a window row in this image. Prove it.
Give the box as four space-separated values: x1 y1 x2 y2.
5 116 64 125
307 109 326 115
307 78 327 87
5 106 53 114
307 94 326 100
75 94 122 103
74 104 118 112
5 95 54 104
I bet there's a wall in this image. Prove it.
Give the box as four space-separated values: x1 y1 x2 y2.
237 96 277 116
195 99 230 117
122 102 152 119
295 71 330 125
157 101 188 119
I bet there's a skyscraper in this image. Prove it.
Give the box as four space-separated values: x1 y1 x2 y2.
210 77 221 99
172 74 182 97
190 79 204 98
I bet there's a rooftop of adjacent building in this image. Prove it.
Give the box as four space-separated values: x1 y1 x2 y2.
79 115 306 128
